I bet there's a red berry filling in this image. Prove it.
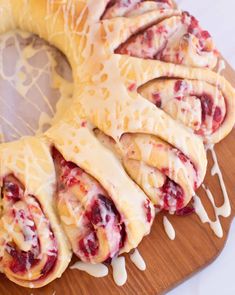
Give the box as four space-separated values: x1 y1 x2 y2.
4 181 21 203
201 93 213 121
161 179 184 211
80 194 125 259
213 106 222 123
152 92 162 108
175 205 195 216
177 151 188 164
78 232 99 258
86 194 121 226
40 254 57 278
128 83 136 92
7 244 39 273
193 92 224 135
52 147 83 187
143 199 152 223
174 80 183 93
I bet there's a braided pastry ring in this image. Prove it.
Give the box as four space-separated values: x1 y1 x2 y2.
0 0 233 289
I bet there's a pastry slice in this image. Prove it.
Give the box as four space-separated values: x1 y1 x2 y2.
46 118 154 263
102 1 218 68
94 129 199 213
0 137 71 288
139 78 227 138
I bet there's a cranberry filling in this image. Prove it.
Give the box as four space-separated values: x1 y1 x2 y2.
152 92 162 108
174 80 183 93
119 223 127 249
86 194 121 226
128 83 136 92
40 255 57 278
4 181 21 203
143 199 152 222
200 93 213 121
81 194 125 259
194 93 224 134
78 232 99 258
7 244 39 274
161 178 184 211
175 206 195 216
53 147 83 187
177 151 188 163
213 106 222 123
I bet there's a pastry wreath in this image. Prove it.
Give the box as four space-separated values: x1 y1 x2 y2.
0 0 234 289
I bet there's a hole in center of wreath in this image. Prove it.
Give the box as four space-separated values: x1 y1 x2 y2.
0 30 73 143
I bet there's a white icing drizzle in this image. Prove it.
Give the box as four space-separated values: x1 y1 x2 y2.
163 216 176 240
0 30 73 143
209 145 231 217
130 249 146 271
70 261 108 278
70 250 146 285
218 59 226 75
111 256 127 286
193 191 223 238
193 145 231 238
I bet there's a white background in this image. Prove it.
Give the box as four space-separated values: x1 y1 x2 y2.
168 1 235 294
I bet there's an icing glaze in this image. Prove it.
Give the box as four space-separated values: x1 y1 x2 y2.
163 216 176 240
70 262 108 278
208 144 231 218
193 145 231 238
130 249 146 271
111 256 127 286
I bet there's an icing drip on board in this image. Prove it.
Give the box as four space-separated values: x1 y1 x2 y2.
163 216 176 240
130 249 146 271
111 256 127 286
209 144 231 218
70 249 146 285
70 262 108 278
208 145 231 217
193 145 231 238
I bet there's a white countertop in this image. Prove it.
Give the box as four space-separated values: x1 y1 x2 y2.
168 1 235 294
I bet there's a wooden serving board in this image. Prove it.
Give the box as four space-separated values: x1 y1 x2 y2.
0 60 234 295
